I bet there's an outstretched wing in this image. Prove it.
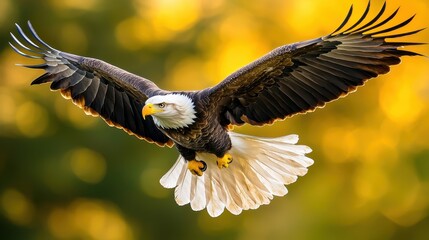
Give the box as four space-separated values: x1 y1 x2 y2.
207 2 424 126
10 21 173 147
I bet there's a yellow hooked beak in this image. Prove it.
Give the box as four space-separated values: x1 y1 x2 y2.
142 103 163 120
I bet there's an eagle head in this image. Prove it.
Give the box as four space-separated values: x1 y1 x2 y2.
142 94 197 129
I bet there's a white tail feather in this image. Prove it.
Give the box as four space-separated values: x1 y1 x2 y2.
160 132 314 217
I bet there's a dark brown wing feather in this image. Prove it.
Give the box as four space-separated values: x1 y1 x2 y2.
206 2 425 126
10 21 173 147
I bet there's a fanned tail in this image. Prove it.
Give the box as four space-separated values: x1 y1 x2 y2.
160 132 314 217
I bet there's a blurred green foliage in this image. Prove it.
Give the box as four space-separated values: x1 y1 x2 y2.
0 0 429 239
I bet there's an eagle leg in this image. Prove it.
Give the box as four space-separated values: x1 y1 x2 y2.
187 159 207 176
216 153 233 169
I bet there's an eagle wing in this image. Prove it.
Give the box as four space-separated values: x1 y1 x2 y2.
207 2 424 126
10 22 173 147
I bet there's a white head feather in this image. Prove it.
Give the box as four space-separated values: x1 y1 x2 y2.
145 94 197 129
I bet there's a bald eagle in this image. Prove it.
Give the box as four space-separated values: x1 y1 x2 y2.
10 2 423 217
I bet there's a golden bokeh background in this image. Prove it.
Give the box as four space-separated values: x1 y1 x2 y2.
0 0 428 239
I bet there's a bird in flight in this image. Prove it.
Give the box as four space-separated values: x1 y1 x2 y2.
10 1 424 217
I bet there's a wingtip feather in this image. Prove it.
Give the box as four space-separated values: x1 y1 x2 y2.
331 4 354 35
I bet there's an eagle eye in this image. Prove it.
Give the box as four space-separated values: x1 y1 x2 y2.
158 103 166 108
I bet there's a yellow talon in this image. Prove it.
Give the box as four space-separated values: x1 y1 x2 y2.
217 153 233 169
187 160 207 176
